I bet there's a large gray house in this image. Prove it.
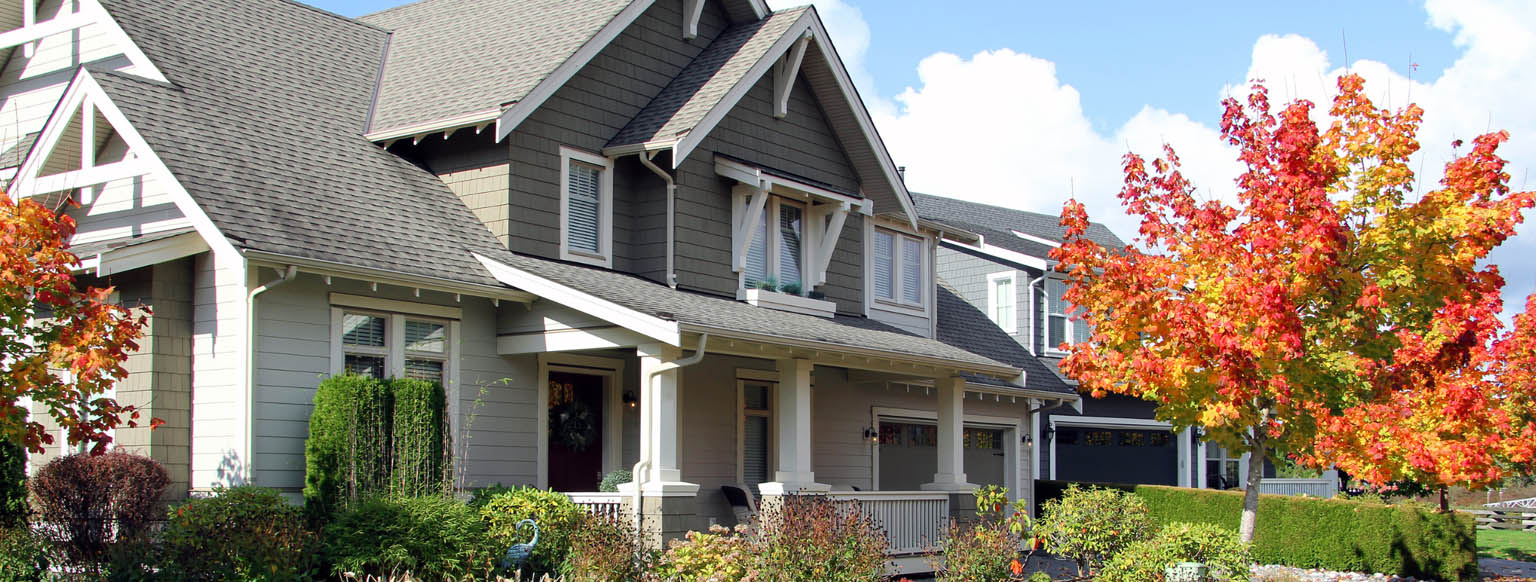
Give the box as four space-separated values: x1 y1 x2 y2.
5 0 1081 554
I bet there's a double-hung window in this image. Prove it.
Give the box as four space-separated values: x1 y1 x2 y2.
986 271 1016 333
871 228 925 307
333 298 457 386
1042 277 1090 352
560 147 612 267
743 197 807 294
739 380 774 496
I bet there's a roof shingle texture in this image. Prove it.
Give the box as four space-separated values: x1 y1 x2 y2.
96 0 513 287
608 7 807 148
361 0 634 134
912 192 1126 259
934 281 1075 396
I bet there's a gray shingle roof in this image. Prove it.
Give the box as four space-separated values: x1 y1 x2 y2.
607 7 807 149
935 281 1075 396
95 0 511 287
482 250 1016 372
912 192 1126 260
360 0 635 135
0 133 38 169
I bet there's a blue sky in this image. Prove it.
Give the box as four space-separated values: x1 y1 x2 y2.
312 0 1534 319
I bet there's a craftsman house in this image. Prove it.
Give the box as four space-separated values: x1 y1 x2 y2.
916 194 1339 497
5 0 1080 551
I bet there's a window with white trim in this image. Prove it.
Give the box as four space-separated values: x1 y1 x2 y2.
1042 277 1090 352
336 309 453 385
559 147 612 267
872 227 925 307
742 196 808 294
739 380 774 496
986 271 1016 333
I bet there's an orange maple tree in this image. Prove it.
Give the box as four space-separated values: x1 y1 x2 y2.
0 191 152 454
1053 73 1536 541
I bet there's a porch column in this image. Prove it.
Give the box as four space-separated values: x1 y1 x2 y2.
922 376 973 491
759 357 828 495
634 343 698 495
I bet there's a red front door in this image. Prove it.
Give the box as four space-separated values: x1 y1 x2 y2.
548 372 604 492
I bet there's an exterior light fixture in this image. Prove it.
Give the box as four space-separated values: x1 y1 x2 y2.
622 390 638 408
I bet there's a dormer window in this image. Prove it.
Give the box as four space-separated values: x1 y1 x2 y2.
744 197 806 292
559 146 612 267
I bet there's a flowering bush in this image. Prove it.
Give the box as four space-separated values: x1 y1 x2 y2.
1097 522 1251 582
651 525 750 582
750 495 889 582
1035 484 1153 576
160 486 318 581
934 486 1038 582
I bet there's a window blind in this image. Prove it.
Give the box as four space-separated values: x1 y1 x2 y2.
901 236 922 303
778 204 803 287
404 359 444 384
873 230 895 300
342 314 385 347
566 161 602 254
743 415 770 493
1046 278 1068 348
744 205 769 288
404 320 445 353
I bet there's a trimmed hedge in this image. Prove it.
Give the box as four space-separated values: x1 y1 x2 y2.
304 374 392 520
1036 481 1476 581
390 378 448 497
0 441 24 527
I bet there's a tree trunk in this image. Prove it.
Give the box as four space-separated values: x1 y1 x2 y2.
1439 487 1450 513
1239 433 1266 543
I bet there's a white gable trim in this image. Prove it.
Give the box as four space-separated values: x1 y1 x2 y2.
495 0 656 141
83 0 169 83
95 231 209 276
472 252 681 346
13 69 237 258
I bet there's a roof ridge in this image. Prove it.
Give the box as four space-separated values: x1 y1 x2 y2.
283 0 388 33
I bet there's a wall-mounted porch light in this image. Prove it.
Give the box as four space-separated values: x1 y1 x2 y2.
622 390 638 408
862 427 878 444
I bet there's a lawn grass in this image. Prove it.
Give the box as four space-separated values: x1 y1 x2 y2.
1480 528 1536 562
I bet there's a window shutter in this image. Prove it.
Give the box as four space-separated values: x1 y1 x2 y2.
778 204 803 287
566 161 602 254
873 230 895 300
901 236 922 303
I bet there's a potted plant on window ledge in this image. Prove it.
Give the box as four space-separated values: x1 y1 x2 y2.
740 278 835 317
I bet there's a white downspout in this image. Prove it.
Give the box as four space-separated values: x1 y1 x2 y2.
631 333 708 542
637 151 678 288
244 264 297 484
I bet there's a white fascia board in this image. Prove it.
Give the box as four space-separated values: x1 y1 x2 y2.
671 14 814 168
14 69 237 259
364 107 501 143
96 231 209 276
0 9 94 50
1012 230 1062 248
1050 415 1172 430
85 0 168 83
681 322 1021 378
244 250 537 304
497 325 648 355
472 252 681 346
495 0 655 141
940 237 1049 271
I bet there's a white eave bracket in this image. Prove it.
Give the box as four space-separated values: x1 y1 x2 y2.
772 33 810 119
683 0 705 39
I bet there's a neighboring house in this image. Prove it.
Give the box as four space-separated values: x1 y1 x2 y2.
914 193 1288 491
4 0 1080 550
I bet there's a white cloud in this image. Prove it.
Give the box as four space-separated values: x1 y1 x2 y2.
848 1 1536 317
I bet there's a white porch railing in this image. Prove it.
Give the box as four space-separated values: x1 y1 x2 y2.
1259 478 1337 498
828 491 950 555
567 492 626 522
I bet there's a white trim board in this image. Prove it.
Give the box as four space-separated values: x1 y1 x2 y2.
473 252 680 346
558 146 614 268
1050 415 1172 430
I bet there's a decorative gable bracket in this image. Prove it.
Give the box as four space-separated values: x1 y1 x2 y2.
772 32 811 119
683 0 705 40
718 156 869 286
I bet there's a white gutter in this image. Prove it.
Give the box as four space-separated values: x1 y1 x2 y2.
244 264 297 484
680 323 1020 379
632 333 709 543
636 151 678 288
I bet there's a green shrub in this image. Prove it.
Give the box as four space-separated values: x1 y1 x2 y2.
750 494 889 582
1036 484 1153 576
1131 485 1476 581
1098 522 1251 582
566 512 646 582
598 470 631 493
389 378 448 497
934 520 1017 582
304 374 391 520
478 487 586 577
652 525 749 582
160 486 317 581
324 495 499 580
0 441 25 528
0 526 49 582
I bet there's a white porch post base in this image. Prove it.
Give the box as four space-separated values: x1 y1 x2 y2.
758 480 830 496
919 478 977 492
618 481 700 497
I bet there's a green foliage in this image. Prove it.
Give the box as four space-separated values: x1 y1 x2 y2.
935 521 1017 582
324 495 499 580
1036 484 1154 576
1098 522 1252 582
566 512 647 582
1132 485 1477 581
750 494 889 582
478 487 586 577
159 486 317 581
0 441 25 528
1027 571 1051 582
778 281 802 295
304 374 391 521
652 526 749 582
597 470 631 493
0 526 48 582
389 378 448 497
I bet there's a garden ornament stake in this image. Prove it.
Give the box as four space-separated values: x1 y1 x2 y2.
501 519 539 571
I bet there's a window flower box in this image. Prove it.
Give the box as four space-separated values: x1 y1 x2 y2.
738 288 836 318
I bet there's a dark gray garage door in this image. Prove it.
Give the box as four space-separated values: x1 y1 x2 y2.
1055 427 1177 485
